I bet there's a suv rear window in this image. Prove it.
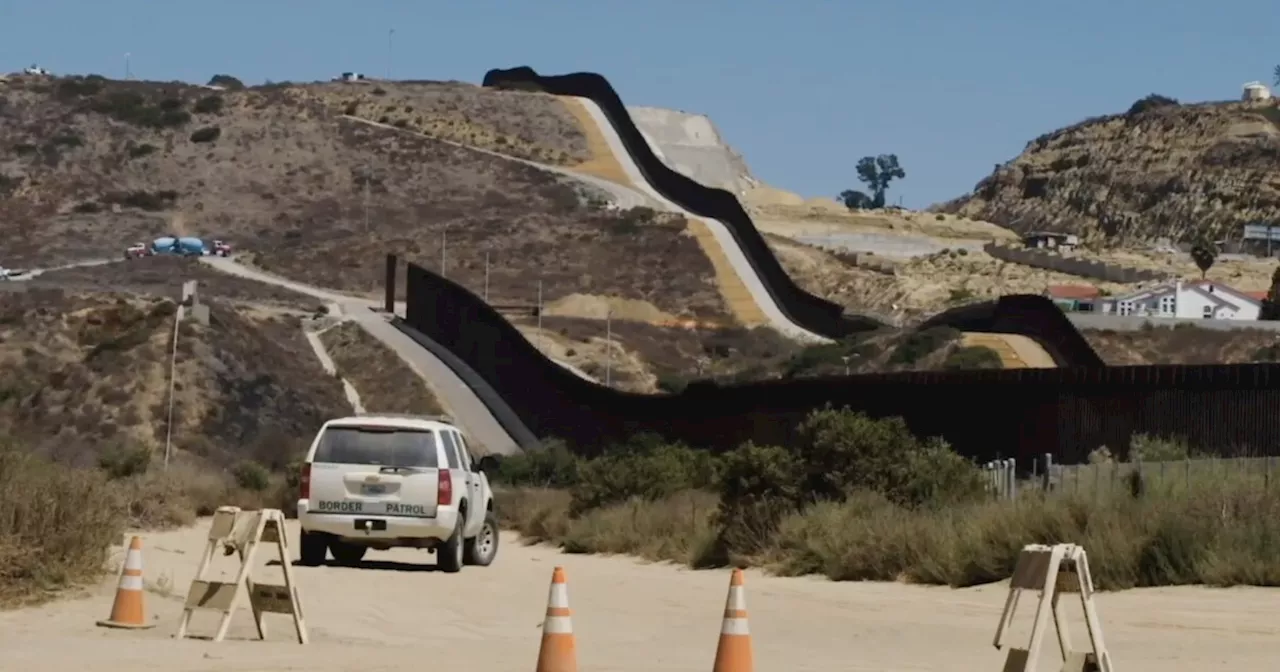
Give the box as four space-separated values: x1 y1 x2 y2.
313 426 439 468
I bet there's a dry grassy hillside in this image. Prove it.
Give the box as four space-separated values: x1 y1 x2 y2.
319 321 444 415
0 75 728 322
759 233 1143 321
938 97 1280 242
0 286 349 470
330 81 588 165
1082 325 1280 365
33 256 319 310
518 316 1000 393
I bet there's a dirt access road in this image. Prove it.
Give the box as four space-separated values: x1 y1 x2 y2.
0 521 1275 671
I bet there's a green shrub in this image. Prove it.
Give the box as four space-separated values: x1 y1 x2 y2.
1128 433 1197 462
189 126 221 143
127 143 157 159
97 443 152 479
888 326 960 365
491 438 581 488
569 435 719 513
89 92 190 129
942 345 1003 370
711 441 803 559
101 189 178 211
55 78 103 99
48 133 83 148
782 336 876 378
232 461 270 491
193 95 224 115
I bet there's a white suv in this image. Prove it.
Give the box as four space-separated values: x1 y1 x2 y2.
296 413 500 572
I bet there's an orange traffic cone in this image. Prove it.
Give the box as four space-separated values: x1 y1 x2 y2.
96 536 155 630
712 568 754 672
535 566 577 672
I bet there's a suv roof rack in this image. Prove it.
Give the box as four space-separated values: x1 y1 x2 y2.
352 412 456 424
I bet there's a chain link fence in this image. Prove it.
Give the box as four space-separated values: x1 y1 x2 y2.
982 454 1280 501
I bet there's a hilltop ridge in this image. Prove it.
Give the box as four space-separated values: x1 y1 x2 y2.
937 96 1280 243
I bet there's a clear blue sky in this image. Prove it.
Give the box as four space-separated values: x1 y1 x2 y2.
2 0 1276 209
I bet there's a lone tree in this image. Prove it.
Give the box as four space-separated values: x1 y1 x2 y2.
1274 64 1280 86
1189 236 1218 279
840 154 905 210
207 74 245 90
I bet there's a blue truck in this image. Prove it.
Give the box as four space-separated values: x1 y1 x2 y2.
124 236 233 259
151 236 207 256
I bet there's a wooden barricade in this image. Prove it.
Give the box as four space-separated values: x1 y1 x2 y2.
175 506 308 644
993 543 1113 672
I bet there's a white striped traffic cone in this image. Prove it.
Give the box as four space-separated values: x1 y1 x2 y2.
712 568 754 672
96 535 155 629
535 566 577 672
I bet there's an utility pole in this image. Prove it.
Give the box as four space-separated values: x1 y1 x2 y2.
605 308 613 388
536 279 543 352
483 252 490 301
387 28 395 80
440 226 448 277
124 52 132 80
163 300 183 470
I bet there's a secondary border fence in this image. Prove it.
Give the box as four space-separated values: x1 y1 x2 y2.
983 455 1280 501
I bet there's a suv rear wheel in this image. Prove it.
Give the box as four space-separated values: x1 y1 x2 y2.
330 541 367 566
299 530 328 567
437 515 465 573
463 511 499 566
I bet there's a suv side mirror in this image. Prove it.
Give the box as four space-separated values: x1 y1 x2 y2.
475 455 500 474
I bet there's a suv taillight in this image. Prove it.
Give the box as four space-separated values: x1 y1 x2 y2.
438 470 452 506
300 463 312 500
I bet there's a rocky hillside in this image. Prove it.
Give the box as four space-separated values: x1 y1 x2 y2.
0 74 727 322
1082 324 1280 366
0 285 349 472
939 97 1280 243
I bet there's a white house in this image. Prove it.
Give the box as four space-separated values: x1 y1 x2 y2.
1243 81 1273 101
1100 280 1262 320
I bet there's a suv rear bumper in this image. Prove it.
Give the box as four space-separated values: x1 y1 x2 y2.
297 500 460 544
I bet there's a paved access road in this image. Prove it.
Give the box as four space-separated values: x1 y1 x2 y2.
199 256 521 455
0 519 1273 671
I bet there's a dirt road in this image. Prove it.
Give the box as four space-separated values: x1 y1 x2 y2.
1 521 1275 671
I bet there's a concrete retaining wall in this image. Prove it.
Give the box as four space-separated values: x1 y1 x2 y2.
986 244 1169 283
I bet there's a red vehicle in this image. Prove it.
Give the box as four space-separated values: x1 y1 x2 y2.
212 239 232 257
123 242 148 260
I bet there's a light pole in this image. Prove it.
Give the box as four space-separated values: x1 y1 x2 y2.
163 294 186 470
535 279 543 352
483 251 491 301
124 52 131 80
440 225 448 277
605 308 613 387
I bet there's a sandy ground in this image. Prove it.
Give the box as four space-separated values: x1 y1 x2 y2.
1 521 1276 672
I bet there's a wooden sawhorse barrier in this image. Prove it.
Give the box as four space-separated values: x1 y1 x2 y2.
175 506 308 644
993 543 1113 672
